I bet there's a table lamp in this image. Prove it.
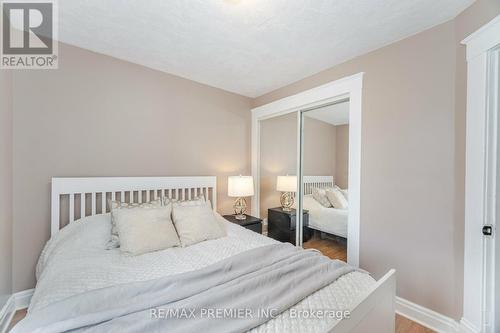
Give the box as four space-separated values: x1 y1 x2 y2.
276 175 297 211
228 175 254 220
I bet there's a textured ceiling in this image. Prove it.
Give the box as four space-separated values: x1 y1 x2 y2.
58 0 474 97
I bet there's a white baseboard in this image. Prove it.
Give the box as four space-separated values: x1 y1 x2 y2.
459 318 480 333
396 296 463 333
396 297 481 333
0 289 34 333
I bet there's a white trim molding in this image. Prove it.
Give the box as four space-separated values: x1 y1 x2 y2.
396 297 459 333
396 297 480 333
461 14 500 333
251 72 363 267
460 318 481 333
462 15 500 61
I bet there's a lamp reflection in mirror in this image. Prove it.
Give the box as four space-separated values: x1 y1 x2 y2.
277 175 297 212
228 175 254 220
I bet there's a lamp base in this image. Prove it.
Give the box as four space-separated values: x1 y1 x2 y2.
280 192 294 211
233 197 247 219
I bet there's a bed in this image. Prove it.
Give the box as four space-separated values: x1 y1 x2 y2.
302 195 347 238
13 176 395 333
303 176 348 238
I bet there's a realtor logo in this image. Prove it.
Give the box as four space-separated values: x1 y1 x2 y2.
1 0 58 69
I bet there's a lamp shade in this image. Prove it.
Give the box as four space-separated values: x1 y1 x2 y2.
228 176 254 197
277 175 297 192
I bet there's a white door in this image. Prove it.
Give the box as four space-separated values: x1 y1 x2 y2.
483 45 499 333
462 15 500 333
492 46 500 333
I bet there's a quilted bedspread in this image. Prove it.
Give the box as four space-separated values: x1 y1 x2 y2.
26 213 374 332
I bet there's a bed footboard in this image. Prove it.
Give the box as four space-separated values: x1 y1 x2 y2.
329 269 396 333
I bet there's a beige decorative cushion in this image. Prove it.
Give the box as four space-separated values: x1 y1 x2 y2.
162 196 225 232
171 202 226 247
108 199 162 249
115 205 180 255
312 187 332 207
326 188 348 209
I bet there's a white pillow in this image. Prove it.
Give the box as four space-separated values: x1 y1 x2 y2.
108 199 162 249
326 188 348 209
165 197 226 233
335 185 349 200
115 205 180 255
171 202 226 247
312 187 332 207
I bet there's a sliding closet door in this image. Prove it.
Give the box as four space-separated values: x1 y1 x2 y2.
259 113 299 244
298 100 350 261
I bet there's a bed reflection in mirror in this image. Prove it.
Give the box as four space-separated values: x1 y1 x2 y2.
300 100 350 262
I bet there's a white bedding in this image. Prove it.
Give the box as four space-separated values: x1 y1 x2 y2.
29 213 373 332
302 195 348 238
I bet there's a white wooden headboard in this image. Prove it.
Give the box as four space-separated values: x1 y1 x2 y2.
303 176 334 195
51 176 217 236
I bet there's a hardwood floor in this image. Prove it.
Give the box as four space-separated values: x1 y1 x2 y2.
396 314 435 332
303 232 347 261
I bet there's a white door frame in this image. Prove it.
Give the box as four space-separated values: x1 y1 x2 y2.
461 15 500 333
251 72 363 267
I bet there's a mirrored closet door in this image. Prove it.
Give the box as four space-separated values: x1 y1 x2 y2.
258 112 300 244
297 100 350 261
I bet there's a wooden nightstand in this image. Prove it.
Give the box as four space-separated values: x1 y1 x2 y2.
267 207 311 245
222 214 263 234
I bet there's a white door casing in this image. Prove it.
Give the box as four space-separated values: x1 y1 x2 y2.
251 73 363 267
461 15 500 333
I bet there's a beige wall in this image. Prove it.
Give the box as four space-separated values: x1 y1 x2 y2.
254 1 500 317
11 43 252 292
303 116 337 177
335 125 349 189
258 22 458 318
259 113 337 218
4 0 499 320
0 71 13 309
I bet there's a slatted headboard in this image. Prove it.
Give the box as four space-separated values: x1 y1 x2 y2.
303 176 334 195
51 176 217 236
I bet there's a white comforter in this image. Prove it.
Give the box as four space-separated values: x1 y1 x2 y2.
30 213 374 332
303 195 348 238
